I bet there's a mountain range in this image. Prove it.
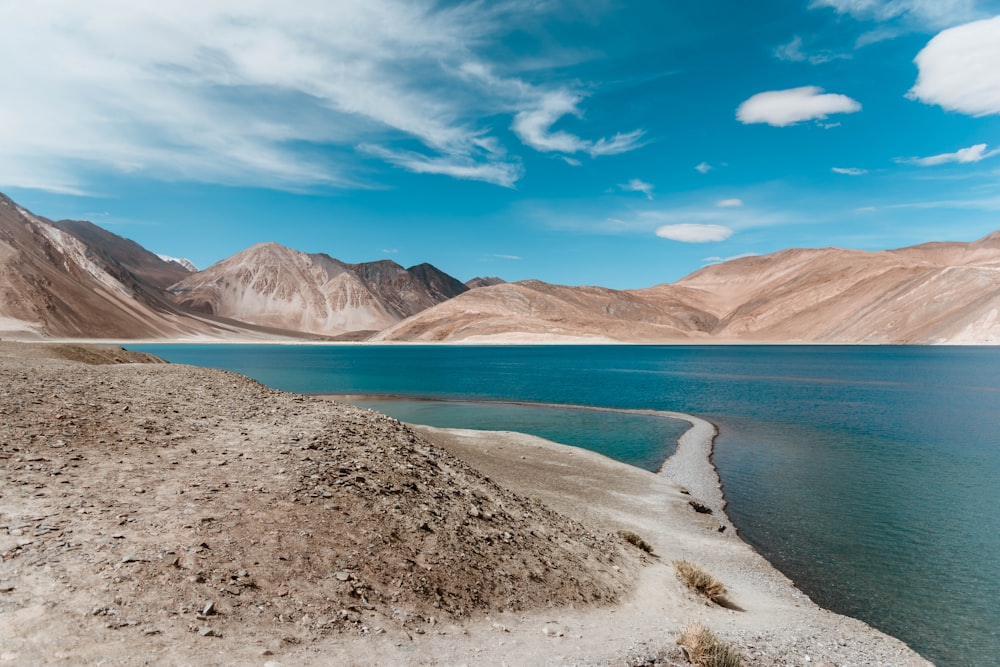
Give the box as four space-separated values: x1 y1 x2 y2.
1 192 997 344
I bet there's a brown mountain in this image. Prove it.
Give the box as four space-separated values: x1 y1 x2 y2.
465 276 506 289
378 233 1000 344
372 279 719 343
677 232 1000 343
0 194 242 339
168 243 467 336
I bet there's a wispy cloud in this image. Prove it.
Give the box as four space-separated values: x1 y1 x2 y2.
511 91 645 157
897 143 1000 167
717 198 744 208
832 167 869 175
619 178 655 200
809 0 985 30
0 1 639 193
655 224 734 243
774 36 849 64
695 162 713 174
737 86 861 127
908 16 1000 117
360 145 523 188
493 253 523 260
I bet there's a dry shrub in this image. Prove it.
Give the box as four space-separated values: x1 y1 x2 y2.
673 560 727 602
618 530 654 553
677 623 745 667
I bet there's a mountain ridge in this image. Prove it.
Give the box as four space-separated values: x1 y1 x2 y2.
1 192 997 343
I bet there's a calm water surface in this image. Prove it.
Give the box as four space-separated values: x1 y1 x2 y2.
131 344 1000 666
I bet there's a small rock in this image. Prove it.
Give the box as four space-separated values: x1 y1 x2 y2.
334 571 352 582
198 626 219 638
468 506 481 518
202 601 216 616
542 624 565 637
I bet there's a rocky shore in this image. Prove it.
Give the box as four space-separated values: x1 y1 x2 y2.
0 342 931 665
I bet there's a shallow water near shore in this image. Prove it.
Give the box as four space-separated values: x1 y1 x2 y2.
131 343 1000 666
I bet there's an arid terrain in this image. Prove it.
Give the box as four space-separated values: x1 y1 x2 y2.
3 191 998 344
376 232 1000 344
0 343 931 665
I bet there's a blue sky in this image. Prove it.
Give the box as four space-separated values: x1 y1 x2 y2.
2 0 999 288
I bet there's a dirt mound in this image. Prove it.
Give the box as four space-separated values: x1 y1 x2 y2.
0 348 638 659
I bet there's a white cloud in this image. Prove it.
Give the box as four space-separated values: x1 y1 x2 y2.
737 86 862 127
717 198 744 208
809 0 983 29
897 143 1000 166
0 1 639 193
655 224 734 243
511 91 645 157
908 16 1000 117
493 254 522 260
832 167 869 175
695 162 713 174
360 144 523 188
774 36 848 64
619 179 654 200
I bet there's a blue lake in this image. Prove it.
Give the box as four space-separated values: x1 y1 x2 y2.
130 344 1000 666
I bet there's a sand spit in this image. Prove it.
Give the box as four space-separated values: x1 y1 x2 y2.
0 343 930 666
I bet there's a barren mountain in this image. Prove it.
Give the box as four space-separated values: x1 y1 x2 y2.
465 276 506 289
677 231 1000 343
379 233 1000 344
372 280 719 343
0 195 246 340
168 243 467 336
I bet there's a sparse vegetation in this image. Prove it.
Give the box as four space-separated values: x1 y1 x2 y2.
676 623 745 667
673 560 727 603
618 529 654 553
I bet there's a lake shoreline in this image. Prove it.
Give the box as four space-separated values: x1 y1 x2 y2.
0 342 933 664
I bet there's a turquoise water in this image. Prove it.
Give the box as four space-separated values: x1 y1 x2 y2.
130 344 1000 666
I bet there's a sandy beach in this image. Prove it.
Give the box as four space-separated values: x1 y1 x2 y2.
0 342 931 665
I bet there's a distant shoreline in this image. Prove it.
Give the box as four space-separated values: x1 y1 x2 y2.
323 393 734 528
6 334 987 347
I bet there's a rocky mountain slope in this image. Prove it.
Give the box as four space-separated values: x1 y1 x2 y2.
167 243 467 336
373 280 719 343
0 194 244 340
676 231 1000 343
379 232 1000 344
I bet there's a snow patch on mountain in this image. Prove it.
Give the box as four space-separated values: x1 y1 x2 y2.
156 254 198 272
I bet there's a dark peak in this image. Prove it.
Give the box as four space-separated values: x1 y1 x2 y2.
406 263 469 298
465 276 505 289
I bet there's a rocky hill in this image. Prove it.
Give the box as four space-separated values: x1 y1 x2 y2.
0 342 638 663
167 243 467 336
